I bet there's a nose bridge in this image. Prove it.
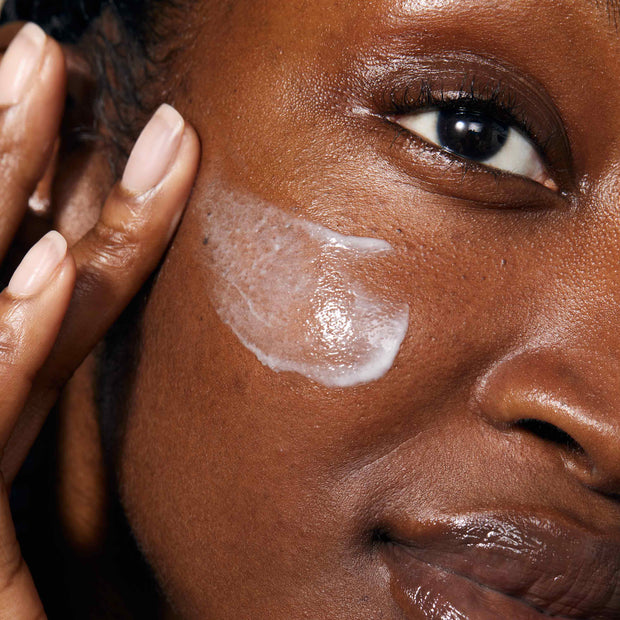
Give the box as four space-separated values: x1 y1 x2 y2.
554 172 620 317
475 348 620 494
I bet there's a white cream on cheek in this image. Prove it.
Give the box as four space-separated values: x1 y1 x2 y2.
204 191 409 388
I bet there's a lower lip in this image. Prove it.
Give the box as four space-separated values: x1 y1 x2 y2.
382 543 558 620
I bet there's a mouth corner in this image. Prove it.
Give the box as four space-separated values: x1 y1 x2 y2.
376 511 620 620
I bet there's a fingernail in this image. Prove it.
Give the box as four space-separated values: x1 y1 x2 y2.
8 231 67 297
121 104 185 195
0 23 47 106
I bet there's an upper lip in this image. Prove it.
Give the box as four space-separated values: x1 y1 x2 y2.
379 511 620 618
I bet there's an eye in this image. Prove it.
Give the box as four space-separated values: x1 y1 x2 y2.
395 108 558 191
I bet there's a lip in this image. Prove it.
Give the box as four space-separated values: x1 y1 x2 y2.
379 512 620 619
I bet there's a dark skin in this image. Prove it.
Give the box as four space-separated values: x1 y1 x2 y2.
3 0 620 617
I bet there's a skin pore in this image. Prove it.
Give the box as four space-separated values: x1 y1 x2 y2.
25 0 620 617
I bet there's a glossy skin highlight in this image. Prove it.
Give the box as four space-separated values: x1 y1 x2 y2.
51 0 620 618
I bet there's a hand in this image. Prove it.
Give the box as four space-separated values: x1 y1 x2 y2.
0 22 200 617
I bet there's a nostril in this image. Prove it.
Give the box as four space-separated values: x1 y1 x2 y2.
515 419 585 455
476 351 620 494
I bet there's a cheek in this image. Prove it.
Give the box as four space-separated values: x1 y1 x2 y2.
116 179 543 618
117 254 409 618
203 186 409 387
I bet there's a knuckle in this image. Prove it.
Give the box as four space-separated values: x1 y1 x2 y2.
0 311 24 370
88 220 143 274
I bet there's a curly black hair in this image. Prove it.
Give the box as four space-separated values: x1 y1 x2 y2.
2 0 190 160
1 0 151 43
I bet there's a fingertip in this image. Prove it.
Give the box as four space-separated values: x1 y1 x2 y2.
7 231 68 298
107 111 200 235
121 104 186 195
0 22 66 110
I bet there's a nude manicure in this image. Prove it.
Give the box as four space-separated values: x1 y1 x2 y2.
121 104 185 195
8 231 67 297
0 23 47 106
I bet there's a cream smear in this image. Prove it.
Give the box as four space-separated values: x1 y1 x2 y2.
204 192 409 388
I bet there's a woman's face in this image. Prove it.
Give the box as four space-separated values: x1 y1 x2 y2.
113 0 620 617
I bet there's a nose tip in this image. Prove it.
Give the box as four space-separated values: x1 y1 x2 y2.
474 349 620 496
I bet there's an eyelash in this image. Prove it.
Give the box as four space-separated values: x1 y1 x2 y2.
383 77 552 176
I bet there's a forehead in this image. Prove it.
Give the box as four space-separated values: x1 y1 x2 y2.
180 0 619 79
204 0 617 31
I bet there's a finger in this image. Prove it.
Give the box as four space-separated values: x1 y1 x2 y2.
0 225 60 615
0 482 45 619
0 23 66 258
1 105 200 480
0 232 75 446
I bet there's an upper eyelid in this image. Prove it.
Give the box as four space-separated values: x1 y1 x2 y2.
370 63 572 175
350 55 576 202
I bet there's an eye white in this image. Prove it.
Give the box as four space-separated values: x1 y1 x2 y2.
396 110 555 189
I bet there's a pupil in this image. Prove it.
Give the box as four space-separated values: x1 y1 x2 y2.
437 108 509 161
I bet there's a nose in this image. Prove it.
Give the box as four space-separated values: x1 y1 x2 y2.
474 349 620 497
